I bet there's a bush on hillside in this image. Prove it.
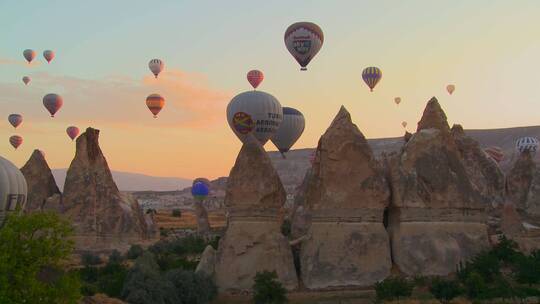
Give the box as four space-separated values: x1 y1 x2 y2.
126 244 144 260
165 269 217 304
252 271 288 304
429 278 462 304
81 251 103 266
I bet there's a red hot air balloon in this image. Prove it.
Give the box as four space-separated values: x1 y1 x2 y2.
247 70 264 89
66 126 80 141
146 94 165 118
8 114 23 129
284 22 324 71
43 94 63 117
9 135 23 150
43 50 55 63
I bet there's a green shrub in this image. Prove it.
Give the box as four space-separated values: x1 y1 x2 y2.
457 251 500 283
280 219 291 237
172 209 182 217
429 278 462 304
209 235 221 250
81 251 102 266
108 249 123 264
165 269 217 304
464 272 487 299
126 244 144 260
513 254 540 285
159 227 169 237
156 254 198 271
374 276 413 302
491 235 520 263
252 270 288 304
98 262 128 298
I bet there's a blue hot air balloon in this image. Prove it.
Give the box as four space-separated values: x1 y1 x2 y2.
362 67 382 92
191 181 209 201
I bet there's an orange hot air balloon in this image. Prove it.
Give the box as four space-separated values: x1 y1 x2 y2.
23 49 36 64
146 94 165 118
402 121 407 128
447 84 455 95
66 126 80 141
394 97 401 105
247 70 264 89
9 135 23 150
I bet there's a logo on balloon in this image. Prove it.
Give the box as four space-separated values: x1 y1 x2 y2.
293 38 312 55
233 112 254 134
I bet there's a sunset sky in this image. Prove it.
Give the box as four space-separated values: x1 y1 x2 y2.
1 0 539 179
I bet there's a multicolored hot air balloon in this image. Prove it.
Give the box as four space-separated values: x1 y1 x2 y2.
191 181 209 201
23 49 36 64
148 59 164 78
394 97 401 105
43 50 55 63
9 135 23 150
484 146 505 163
66 126 80 141
22 76 31 85
247 70 264 89
284 22 324 71
362 67 382 92
402 121 407 128
271 107 305 157
447 84 455 95
146 94 165 118
0 155 27 225
516 137 539 154
226 91 283 144
43 94 63 117
8 114 23 129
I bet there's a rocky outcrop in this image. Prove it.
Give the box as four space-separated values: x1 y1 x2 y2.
299 106 391 289
20 150 61 212
388 98 491 276
213 135 297 291
60 128 152 250
195 245 216 277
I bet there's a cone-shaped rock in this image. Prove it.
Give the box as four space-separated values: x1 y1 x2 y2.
62 128 151 250
214 134 297 291
299 106 391 289
507 152 538 217
388 99 491 276
20 149 61 212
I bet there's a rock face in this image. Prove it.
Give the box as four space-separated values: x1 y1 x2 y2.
20 150 61 212
61 128 152 250
195 245 216 277
299 106 392 289
213 135 297 291
388 98 491 276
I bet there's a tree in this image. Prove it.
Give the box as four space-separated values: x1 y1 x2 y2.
0 212 81 304
429 278 462 304
252 271 288 304
165 269 217 304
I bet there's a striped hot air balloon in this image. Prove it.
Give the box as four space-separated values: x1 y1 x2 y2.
146 94 165 118
484 146 505 163
8 114 23 129
148 59 164 78
9 135 23 150
247 70 264 89
42 93 63 117
284 22 324 71
516 137 539 154
271 107 305 157
362 67 382 92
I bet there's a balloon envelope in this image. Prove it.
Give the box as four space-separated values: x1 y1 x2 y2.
447 84 455 95
394 97 401 105
193 178 211 187
148 59 164 78
23 49 36 63
247 70 264 89
191 181 209 201
284 22 324 71
8 114 22 129
43 50 55 63
402 121 407 128
362 67 382 92
226 90 283 145
43 94 63 117
271 107 305 154
66 126 80 141
0 155 27 225
9 135 23 150
146 94 165 118
516 137 539 154
22 76 31 85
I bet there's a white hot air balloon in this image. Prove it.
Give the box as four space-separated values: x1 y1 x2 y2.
148 59 164 78
226 91 283 145
43 50 55 63
516 137 539 154
271 107 305 157
0 155 27 225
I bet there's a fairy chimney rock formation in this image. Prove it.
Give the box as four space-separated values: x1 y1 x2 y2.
213 135 297 291
388 97 491 276
20 149 61 212
61 128 151 249
299 106 392 289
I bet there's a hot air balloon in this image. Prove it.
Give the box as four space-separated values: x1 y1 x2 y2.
43 94 63 117
22 76 31 85
66 126 80 141
193 178 211 188
146 94 165 118
247 70 264 89
43 50 55 63
362 67 382 92
271 107 305 157
191 181 209 201
0 155 27 225
148 59 164 78
394 97 401 105
484 146 505 163
402 121 407 128
516 137 539 154
8 114 23 129
9 135 23 150
23 49 36 64
284 22 324 71
447 84 455 95
226 91 283 144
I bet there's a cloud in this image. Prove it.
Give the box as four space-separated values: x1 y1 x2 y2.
0 57 41 66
